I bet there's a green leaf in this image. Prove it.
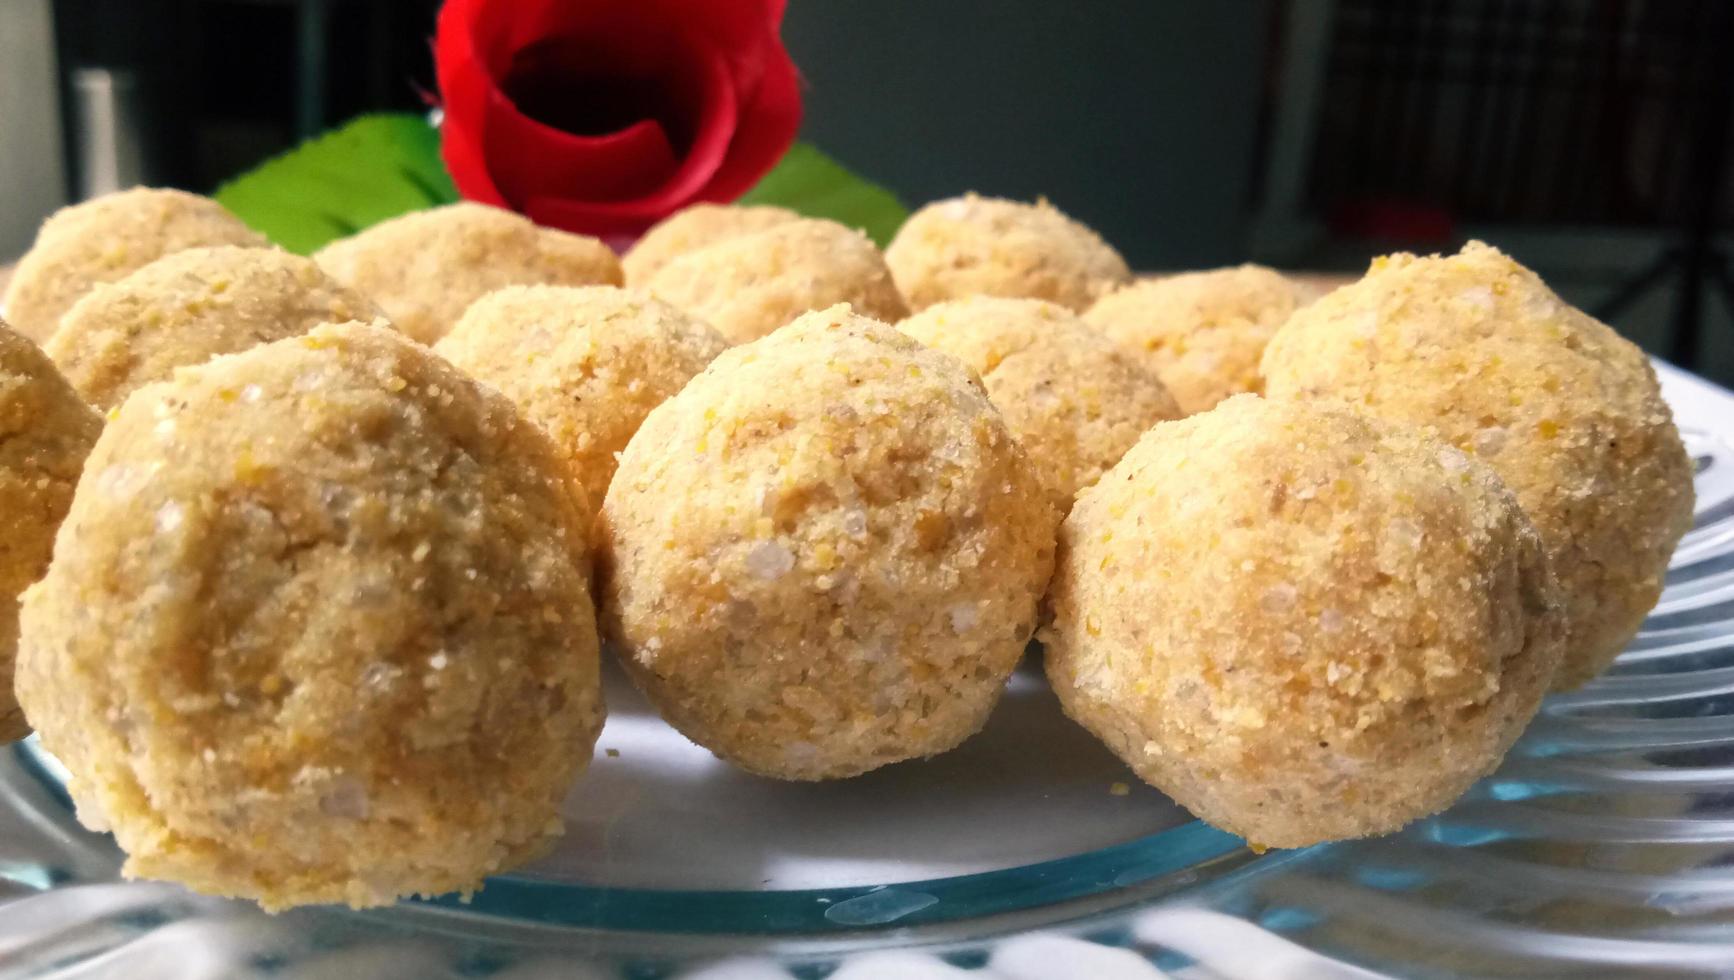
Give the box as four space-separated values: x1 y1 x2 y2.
215 113 458 254
217 123 902 253
739 142 908 247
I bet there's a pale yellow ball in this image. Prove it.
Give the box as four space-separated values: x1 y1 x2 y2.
314 202 621 344
1261 242 1694 687
46 246 382 410
2 188 265 342
436 285 728 508
0 320 102 743
16 321 603 910
886 194 1130 312
1045 395 1563 848
598 306 1057 780
622 203 799 285
899 297 1180 511
643 218 909 344
1084 265 1314 414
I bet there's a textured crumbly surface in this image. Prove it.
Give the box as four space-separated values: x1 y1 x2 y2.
1083 265 1314 414
899 297 1180 511
598 306 1057 780
622 204 800 285
885 194 1131 313
644 219 909 344
46 247 382 411
14 321 603 910
437 286 728 508
2 188 265 342
1261 242 1694 686
1044 395 1563 848
313 203 622 345
0 322 102 743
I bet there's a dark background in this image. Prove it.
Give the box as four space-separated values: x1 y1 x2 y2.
9 0 1734 384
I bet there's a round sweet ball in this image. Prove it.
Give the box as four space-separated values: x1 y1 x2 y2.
886 194 1131 313
622 203 800 285
45 246 382 411
0 322 102 743
598 306 1058 780
899 297 1181 511
2 188 266 342
1083 264 1314 415
14 321 603 910
1045 395 1563 848
437 285 728 508
314 202 622 345
643 218 909 344
1261 242 1694 687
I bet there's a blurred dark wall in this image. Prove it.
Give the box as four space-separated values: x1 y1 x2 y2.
782 2 1275 270
50 0 439 195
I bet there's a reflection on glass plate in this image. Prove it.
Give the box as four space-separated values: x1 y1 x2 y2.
3 362 1733 977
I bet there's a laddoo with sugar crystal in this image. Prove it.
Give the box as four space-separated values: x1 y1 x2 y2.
15 321 603 910
899 297 1180 511
3 188 266 342
885 194 1130 312
1044 395 1563 848
598 306 1057 780
436 285 728 507
643 218 908 344
0 321 102 743
314 202 621 345
1261 242 1693 687
623 203 800 285
1083 264 1314 414
46 246 382 411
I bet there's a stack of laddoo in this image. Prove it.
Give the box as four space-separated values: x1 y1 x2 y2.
0 185 1692 908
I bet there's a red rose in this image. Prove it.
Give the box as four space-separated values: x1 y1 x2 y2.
435 0 801 240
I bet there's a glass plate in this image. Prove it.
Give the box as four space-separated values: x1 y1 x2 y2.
3 362 1732 978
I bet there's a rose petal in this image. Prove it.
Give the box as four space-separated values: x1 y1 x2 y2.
653 0 789 57
435 0 801 236
522 34 740 236
654 0 800 205
482 85 681 210
440 124 508 207
692 24 801 203
435 0 505 204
